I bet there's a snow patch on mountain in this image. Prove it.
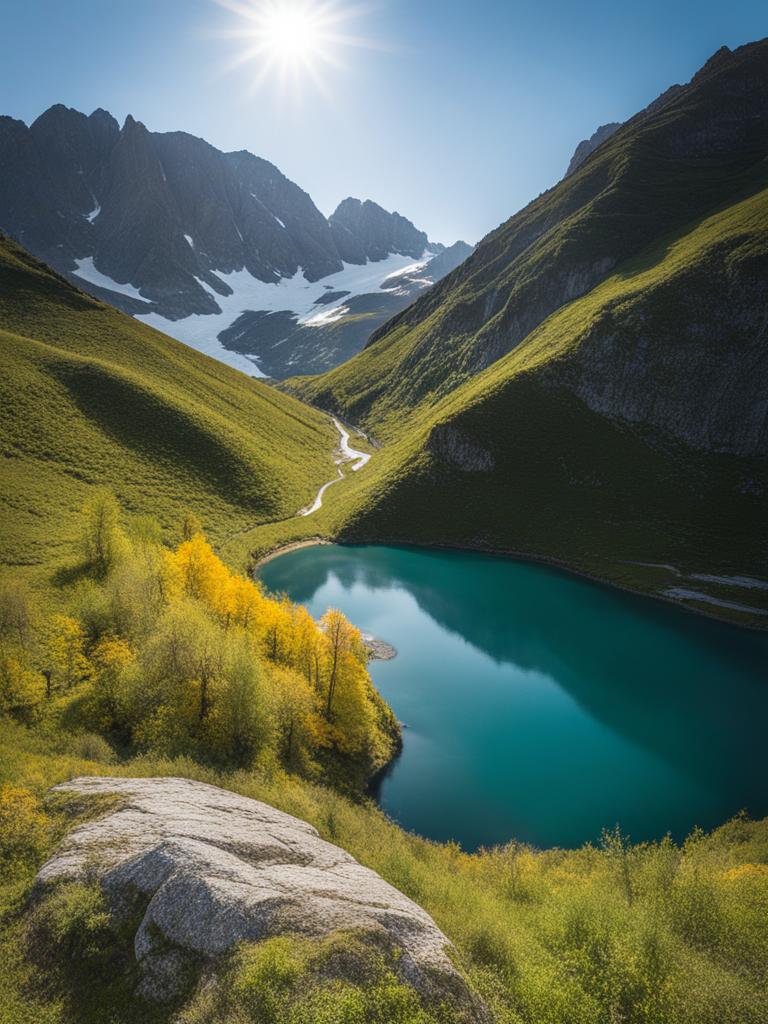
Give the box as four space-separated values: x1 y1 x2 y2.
304 304 350 326
135 251 430 373
73 257 149 302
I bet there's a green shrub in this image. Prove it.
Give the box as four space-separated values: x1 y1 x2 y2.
28 882 114 964
0 784 49 874
179 931 465 1024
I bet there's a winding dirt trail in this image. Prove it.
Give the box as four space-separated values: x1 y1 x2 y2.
298 417 371 517
334 417 371 472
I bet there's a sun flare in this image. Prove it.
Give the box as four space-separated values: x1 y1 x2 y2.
215 0 373 97
261 7 323 59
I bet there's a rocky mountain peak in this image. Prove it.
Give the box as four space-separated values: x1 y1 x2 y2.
329 196 431 264
692 44 733 82
121 112 147 134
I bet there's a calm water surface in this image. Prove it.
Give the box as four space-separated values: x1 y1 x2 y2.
259 545 768 850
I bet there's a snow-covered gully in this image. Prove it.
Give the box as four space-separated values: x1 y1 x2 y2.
299 417 370 516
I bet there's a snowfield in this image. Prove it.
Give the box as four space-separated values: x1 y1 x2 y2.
73 250 432 377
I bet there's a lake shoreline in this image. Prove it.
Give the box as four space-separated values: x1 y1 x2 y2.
389 539 768 633
252 537 332 569
253 535 767 633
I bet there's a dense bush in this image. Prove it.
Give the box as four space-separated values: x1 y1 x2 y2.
178 932 464 1024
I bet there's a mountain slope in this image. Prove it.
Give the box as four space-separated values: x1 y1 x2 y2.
296 41 768 428
0 232 336 572
285 40 768 627
320 177 768 626
0 107 469 377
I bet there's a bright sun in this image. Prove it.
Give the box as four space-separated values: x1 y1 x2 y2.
215 0 372 97
261 7 323 59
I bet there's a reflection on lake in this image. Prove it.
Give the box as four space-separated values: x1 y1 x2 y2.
259 545 768 850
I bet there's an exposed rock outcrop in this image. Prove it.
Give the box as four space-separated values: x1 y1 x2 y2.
565 122 622 176
428 424 495 471
36 776 477 1012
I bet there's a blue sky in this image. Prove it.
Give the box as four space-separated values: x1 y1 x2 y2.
2 1 765 243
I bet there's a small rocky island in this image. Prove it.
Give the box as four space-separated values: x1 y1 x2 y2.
362 632 398 660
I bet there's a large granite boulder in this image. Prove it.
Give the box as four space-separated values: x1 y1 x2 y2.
36 776 477 1012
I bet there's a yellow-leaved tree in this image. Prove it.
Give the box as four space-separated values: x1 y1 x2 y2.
46 615 91 693
79 634 134 733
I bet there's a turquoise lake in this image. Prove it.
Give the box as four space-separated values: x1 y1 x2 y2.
258 545 768 851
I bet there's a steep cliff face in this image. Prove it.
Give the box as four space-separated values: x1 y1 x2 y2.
546 237 768 457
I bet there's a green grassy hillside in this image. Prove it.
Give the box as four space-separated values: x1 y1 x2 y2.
0 234 336 576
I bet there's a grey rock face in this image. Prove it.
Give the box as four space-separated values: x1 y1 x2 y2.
565 122 622 177
37 776 471 1007
545 247 768 457
428 424 495 471
330 197 431 264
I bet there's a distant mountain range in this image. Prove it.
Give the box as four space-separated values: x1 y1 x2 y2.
293 39 768 627
0 105 472 377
